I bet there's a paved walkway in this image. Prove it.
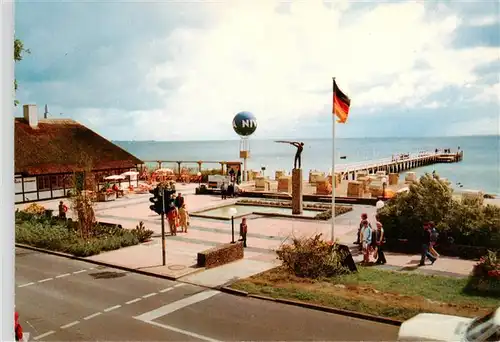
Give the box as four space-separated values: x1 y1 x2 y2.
16 188 477 286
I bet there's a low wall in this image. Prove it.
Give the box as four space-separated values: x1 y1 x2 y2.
197 242 244 269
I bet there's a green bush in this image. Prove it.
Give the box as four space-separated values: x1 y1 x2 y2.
131 221 154 242
378 173 500 251
276 234 352 278
15 215 140 257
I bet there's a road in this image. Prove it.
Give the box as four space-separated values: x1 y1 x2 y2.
15 248 399 341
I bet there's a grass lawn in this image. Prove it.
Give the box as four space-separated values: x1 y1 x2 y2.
230 266 499 321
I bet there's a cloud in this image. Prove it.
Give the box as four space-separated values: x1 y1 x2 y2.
15 0 500 140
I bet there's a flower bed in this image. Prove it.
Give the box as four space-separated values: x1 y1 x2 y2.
464 250 500 295
236 199 352 220
15 211 153 257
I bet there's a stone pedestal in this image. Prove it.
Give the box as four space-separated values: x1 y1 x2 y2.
292 168 303 215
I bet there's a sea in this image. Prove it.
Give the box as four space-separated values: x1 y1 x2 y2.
114 135 500 196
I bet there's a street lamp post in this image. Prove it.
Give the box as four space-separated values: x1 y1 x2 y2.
228 207 237 243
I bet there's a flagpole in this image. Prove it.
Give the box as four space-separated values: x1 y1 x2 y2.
331 77 336 242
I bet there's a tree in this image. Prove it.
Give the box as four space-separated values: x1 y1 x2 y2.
378 173 500 251
70 152 97 239
14 38 30 106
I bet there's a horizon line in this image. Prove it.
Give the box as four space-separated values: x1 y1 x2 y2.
112 134 500 143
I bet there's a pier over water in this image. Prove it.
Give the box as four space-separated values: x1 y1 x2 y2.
336 151 463 180
142 151 464 179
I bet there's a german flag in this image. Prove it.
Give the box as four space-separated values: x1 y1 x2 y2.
332 79 351 123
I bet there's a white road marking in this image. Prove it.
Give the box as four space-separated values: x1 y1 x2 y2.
126 298 142 305
142 292 157 299
33 330 55 340
134 290 219 322
83 312 102 320
159 287 173 293
60 321 80 329
55 273 70 278
38 278 53 283
138 320 221 342
173 283 186 288
103 304 121 312
18 282 34 288
73 269 87 274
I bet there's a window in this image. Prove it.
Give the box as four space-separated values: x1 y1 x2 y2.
38 174 73 191
37 175 51 191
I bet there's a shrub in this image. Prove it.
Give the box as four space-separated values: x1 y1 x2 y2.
15 214 140 257
473 250 500 279
131 221 154 242
378 173 500 252
276 234 352 278
23 203 46 215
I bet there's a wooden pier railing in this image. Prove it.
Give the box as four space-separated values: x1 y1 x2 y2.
335 151 463 180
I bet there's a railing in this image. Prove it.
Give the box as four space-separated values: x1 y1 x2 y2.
334 151 436 174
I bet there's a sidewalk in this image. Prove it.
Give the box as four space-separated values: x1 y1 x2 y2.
16 189 477 286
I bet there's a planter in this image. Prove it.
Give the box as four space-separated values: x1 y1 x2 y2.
97 192 117 202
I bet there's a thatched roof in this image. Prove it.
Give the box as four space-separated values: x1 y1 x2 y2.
15 118 142 175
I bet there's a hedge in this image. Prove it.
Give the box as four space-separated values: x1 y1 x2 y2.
197 242 244 269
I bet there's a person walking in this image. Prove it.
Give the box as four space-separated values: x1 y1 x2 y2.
428 221 440 258
354 213 370 248
221 182 227 200
178 203 189 233
360 220 372 263
58 201 68 219
374 221 387 264
174 193 184 208
239 217 248 247
167 205 178 236
419 222 437 266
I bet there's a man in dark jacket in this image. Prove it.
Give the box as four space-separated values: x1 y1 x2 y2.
419 222 437 266
174 193 184 208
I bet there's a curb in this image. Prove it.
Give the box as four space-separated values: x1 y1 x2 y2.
219 286 403 327
15 243 178 282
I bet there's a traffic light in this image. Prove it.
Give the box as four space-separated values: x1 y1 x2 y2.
149 186 164 215
163 189 176 214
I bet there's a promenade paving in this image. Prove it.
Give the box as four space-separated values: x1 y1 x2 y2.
16 187 477 286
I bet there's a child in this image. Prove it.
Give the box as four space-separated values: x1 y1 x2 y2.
178 203 190 233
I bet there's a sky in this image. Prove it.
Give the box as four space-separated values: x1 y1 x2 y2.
14 0 500 141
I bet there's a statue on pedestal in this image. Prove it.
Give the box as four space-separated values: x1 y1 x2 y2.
275 141 305 169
